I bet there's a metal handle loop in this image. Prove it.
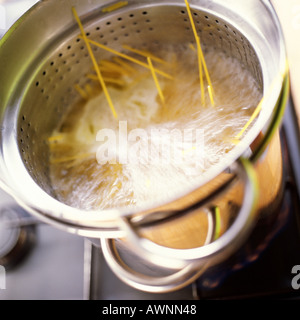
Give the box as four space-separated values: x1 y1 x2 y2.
101 158 259 292
101 237 209 293
121 158 258 263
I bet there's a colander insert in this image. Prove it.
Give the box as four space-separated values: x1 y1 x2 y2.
15 2 262 200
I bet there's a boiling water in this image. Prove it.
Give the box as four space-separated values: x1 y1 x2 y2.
49 47 262 210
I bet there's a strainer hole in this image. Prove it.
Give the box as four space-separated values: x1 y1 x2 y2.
35 81 39 87
142 11 148 15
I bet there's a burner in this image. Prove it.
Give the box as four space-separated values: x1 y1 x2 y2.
0 206 37 270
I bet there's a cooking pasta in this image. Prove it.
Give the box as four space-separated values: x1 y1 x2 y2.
48 45 262 210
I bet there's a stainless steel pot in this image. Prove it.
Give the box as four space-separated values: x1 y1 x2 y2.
0 0 289 292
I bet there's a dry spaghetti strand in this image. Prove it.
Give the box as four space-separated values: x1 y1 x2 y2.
147 57 165 104
101 1 128 13
123 44 167 65
185 0 215 107
235 69 286 140
86 38 173 80
72 7 118 119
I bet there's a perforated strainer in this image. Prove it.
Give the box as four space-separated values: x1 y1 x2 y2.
0 0 288 292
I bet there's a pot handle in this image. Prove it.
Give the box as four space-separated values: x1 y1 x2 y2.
101 158 259 293
101 237 210 293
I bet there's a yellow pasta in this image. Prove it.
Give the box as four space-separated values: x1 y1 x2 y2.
185 0 215 107
101 1 128 13
72 7 118 119
86 38 173 80
122 44 167 65
147 57 165 104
